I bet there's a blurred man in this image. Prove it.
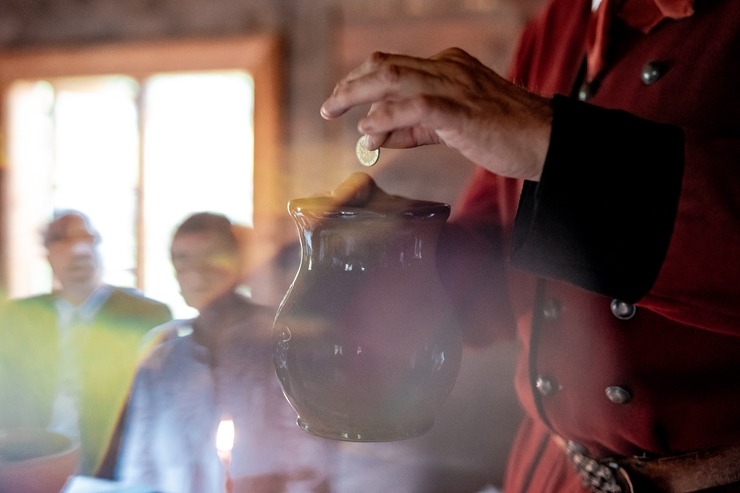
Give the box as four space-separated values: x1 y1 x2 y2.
117 212 337 493
0 210 172 477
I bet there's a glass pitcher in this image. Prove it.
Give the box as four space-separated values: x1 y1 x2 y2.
273 172 462 441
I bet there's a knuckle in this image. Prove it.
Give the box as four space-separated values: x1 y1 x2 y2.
367 51 389 67
378 63 403 85
443 47 465 57
370 51 389 62
438 47 468 63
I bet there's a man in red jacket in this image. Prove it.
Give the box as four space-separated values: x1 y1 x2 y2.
320 0 740 491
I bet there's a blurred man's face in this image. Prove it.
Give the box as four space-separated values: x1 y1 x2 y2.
171 232 242 311
46 214 101 291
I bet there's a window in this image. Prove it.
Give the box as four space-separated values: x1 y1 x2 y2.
0 35 282 317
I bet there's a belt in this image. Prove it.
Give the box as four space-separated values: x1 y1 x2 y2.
557 436 740 493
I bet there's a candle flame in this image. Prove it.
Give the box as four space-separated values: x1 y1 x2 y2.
216 419 234 462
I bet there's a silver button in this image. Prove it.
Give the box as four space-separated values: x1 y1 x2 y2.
536 375 558 396
641 60 664 85
578 82 594 101
610 299 636 320
605 386 632 404
541 298 562 321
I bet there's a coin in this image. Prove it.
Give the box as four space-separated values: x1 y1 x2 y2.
355 135 380 167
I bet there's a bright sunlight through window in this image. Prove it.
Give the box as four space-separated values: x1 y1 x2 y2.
7 71 255 318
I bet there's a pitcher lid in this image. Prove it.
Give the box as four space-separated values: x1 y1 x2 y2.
288 172 449 218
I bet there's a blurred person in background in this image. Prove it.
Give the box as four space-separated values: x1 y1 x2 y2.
0 209 172 477
116 212 337 493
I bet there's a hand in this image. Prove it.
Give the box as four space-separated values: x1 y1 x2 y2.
320 48 552 181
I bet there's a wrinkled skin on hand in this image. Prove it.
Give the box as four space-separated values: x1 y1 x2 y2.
320 48 553 182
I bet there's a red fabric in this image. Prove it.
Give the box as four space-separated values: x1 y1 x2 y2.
451 0 740 491
623 0 695 31
586 0 618 81
585 0 695 81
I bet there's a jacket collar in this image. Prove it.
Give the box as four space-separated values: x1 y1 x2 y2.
618 0 695 33
586 0 695 81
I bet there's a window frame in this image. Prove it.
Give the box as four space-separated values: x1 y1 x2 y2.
0 34 283 295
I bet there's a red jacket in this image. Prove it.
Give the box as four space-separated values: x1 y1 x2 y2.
441 0 740 491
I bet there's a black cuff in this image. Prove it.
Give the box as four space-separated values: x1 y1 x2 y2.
510 94 684 302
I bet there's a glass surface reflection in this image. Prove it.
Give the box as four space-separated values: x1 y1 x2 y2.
274 173 463 441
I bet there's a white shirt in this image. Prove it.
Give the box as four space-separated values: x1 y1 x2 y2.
49 285 113 442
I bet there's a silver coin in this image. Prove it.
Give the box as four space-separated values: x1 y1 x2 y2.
355 135 380 167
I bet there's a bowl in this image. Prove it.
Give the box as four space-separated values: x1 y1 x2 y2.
0 428 80 493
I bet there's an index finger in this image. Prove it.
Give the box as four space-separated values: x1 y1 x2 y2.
319 52 434 120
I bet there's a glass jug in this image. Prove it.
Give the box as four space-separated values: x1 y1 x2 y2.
273 172 462 441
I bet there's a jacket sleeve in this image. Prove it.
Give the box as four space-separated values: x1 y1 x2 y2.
438 168 520 347
510 95 683 302
115 365 158 487
0 301 57 429
510 94 740 335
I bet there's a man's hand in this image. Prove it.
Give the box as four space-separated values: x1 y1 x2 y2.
320 48 552 182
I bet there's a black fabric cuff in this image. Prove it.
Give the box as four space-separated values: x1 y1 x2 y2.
510 94 684 302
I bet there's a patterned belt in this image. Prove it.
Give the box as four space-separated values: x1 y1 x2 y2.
558 437 740 493
563 440 632 493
